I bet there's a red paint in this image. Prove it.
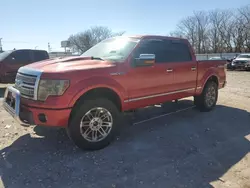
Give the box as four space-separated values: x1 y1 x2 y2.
21 104 71 127
20 35 226 127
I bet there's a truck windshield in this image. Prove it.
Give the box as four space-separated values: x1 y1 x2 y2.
81 37 139 62
0 51 12 61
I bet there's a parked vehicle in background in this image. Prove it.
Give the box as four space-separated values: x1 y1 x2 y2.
230 54 250 70
0 49 49 83
3 35 227 150
209 56 226 60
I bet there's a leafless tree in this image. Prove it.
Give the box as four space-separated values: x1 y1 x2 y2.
68 26 125 54
238 5 250 51
193 11 209 53
170 4 250 53
177 16 197 48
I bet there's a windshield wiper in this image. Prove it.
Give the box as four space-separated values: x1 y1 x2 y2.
91 56 104 61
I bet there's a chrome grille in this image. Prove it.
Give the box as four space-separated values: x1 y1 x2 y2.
15 72 37 99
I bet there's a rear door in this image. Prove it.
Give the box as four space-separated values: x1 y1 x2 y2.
164 39 197 94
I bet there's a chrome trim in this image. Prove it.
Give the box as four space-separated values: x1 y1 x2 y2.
191 67 196 71
3 86 30 126
196 86 202 89
124 88 195 103
19 83 35 89
139 54 155 60
17 67 43 100
110 72 125 76
166 69 173 72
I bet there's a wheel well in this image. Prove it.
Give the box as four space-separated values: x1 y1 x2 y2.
206 76 218 86
69 88 122 123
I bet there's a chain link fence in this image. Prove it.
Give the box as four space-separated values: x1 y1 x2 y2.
195 53 242 60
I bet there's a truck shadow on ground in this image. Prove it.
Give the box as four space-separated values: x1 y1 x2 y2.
1 100 250 188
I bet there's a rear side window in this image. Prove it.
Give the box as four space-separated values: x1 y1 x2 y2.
32 51 49 62
11 50 32 64
163 40 192 62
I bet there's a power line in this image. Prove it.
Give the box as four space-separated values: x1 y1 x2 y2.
2 41 30 44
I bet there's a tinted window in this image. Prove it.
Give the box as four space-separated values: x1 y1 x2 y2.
164 40 192 62
133 39 166 63
11 50 32 64
133 39 192 63
33 51 49 62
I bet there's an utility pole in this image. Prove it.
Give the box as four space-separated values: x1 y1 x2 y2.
0 38 3 52
48 43 51 53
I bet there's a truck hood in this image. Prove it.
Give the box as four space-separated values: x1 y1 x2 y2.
26 56 116 72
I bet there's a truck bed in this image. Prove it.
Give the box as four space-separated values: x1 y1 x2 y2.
196 60 227 90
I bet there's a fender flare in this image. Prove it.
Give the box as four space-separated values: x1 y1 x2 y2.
68 76 127 108
196 68 220 95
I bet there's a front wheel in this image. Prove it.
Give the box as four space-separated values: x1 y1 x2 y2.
194 81 218 112
67 98 120 150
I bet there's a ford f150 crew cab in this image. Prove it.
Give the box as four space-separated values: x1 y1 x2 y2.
3 35 227 150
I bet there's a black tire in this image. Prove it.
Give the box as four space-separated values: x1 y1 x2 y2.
194 81 218 112
67 98 120 150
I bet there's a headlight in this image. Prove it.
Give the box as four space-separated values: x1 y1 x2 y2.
38 79 70 101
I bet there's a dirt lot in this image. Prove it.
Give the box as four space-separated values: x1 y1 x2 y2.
0 71 250 188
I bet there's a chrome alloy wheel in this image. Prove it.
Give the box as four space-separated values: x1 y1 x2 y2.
80 107 113 142
205 85 216 107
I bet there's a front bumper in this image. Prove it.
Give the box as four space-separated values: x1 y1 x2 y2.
231 63 248 69
3 86 71 127
3 86 27 126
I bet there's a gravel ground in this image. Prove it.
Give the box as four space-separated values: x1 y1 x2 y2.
0 71 250 188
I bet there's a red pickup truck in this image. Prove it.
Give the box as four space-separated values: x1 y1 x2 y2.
3 35 226 150
0 49 49 83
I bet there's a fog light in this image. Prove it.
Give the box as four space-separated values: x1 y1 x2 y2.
38 114 47 123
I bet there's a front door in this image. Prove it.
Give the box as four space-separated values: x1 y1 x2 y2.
126 39 175 107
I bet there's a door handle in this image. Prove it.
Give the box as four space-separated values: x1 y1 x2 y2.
166 69 173 73
191 67 196 71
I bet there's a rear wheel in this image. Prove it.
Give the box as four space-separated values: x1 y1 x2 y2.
67 98 120 150
194 81 218 112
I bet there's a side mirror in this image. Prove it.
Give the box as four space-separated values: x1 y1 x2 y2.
133 54 155 67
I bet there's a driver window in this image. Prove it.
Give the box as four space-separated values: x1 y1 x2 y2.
132 40 165 63
9 50 32 64
133 40 156 58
